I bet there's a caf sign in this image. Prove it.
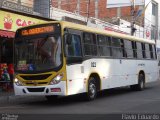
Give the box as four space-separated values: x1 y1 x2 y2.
16 19 35 27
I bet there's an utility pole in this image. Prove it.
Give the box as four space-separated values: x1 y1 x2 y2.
77 0 80 14
131 0 136 36
58 0 61 9
95 0 98 18
87 0 91 22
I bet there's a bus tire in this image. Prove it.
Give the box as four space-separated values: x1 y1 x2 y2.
136 73 145 91
130 73 145 91
86 77 97 101
45 95 58 101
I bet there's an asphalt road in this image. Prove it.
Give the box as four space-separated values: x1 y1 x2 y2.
0 80 160 115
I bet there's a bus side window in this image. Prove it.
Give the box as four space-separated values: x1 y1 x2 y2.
97 35 111 57
83 32 97 56
124 40 134 58
149 44 154 59
136 42 143 59
145 44 151 59
67 34 82 57
120 39 127 58
141 43 146 58
111 37 122 58
131 41 137 58
153 45 157 59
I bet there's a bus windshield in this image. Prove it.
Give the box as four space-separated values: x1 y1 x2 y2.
14 35 62 72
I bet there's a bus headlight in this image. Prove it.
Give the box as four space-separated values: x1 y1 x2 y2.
49 73 64 85
14 78 23 86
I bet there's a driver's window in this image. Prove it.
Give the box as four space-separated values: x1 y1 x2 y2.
67 34 82 57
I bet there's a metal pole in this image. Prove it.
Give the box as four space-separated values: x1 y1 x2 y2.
87 0 91 23
58 0 61 9
131 0 135 36
95 0 98 18
49 0 51 18
77 0 80 14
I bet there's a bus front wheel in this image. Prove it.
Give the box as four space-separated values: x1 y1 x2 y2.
86 77 97 101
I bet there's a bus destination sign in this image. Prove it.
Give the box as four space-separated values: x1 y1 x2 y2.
21 26 54 36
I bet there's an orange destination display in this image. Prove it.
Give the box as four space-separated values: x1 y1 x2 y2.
21 26 54 36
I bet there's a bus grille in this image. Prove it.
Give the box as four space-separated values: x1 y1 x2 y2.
26 82 48 85
27 88 45 92
20 74 52 80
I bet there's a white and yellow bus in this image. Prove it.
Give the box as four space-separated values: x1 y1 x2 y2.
14 21 159 101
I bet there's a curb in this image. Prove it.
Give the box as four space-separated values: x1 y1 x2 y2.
0 95 46 104
0 94 28 103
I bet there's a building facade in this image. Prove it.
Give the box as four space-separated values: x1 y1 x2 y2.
0 0 52 91
51 0 143 23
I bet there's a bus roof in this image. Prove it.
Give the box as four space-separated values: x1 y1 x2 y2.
59 21 155 45
17 21 155 45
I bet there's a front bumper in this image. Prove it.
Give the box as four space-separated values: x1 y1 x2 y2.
14 81 66 96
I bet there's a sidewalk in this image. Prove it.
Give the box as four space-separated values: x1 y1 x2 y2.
0 90 14 103
0 90 45 104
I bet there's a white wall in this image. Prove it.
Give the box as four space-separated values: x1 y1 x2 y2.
107 0 144 8
144 0 160 47
50 7 86 21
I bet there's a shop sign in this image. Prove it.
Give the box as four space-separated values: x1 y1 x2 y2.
0 0 33 14
0 11 46 32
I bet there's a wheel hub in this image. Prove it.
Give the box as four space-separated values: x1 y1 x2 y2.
89 83 96 98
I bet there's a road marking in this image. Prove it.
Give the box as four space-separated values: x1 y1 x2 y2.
0 106 25 109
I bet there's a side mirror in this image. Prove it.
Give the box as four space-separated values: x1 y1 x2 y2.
66 34 72 45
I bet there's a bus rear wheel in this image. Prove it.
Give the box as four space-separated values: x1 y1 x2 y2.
130 73 145 91
137 73 145 90
86 77 97 101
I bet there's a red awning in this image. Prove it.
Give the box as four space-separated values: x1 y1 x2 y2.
0 30 15 38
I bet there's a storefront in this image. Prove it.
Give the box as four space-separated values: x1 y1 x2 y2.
0 8 51 91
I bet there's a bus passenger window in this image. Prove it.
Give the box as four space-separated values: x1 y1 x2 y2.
83 33 97 56
153 45 157 59
145 44 151 59
136 42 143 59
141 43 146 58
132 41 137 58
111 37 122 58
124 40 134 58
67 34 82 57
149 44 154 59
97 35 111 57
